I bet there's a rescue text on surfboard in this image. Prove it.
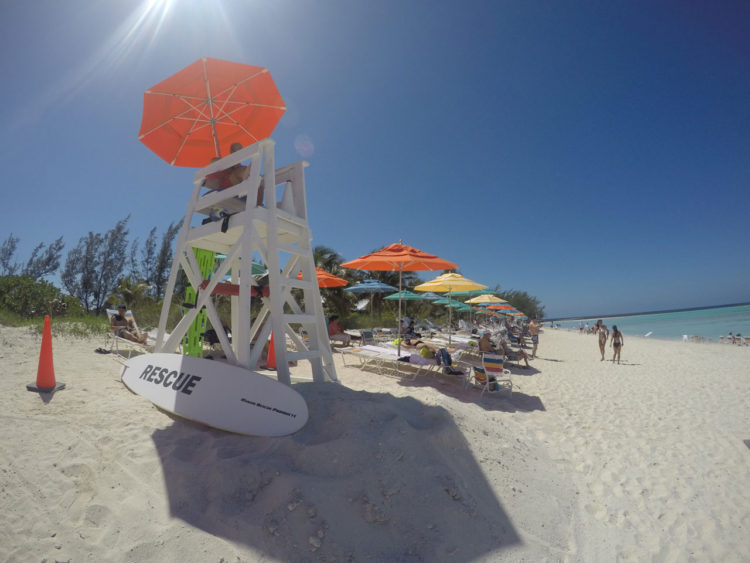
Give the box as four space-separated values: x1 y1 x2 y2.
139 364 202 395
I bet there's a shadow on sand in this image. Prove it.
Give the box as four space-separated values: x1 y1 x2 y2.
397 375 546 413
153 382 521 561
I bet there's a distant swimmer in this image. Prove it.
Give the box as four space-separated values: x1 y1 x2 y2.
611 325 624 364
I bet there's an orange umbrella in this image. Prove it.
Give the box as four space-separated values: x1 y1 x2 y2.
297 267 348 288
487 304 515 310
342 242 456 355
138 57 286 167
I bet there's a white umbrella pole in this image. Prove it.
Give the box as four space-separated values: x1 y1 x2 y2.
448 290 453 345
202 62 222 158
370 293 374 330
397 269 403 356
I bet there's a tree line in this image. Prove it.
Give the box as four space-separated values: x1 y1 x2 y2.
0 230 545 321
0 216 179 316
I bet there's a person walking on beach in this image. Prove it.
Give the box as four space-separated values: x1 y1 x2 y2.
597 322 609 361
611 325 624 364
529 317 541 359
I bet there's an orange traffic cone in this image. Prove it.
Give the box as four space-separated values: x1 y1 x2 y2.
27 316 65 393
266 332 277 370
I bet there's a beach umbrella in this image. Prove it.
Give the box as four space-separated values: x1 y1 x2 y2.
433 298 461 306
487 304 515 310
383 290 429 301
215 254 267 276
138 57 286 167
420 292 442 301
451 289 498 298
344 279 397 328
297 267 348 288
414 273 486 344
342 242 456 355
465 294 508 304
454 303 475 323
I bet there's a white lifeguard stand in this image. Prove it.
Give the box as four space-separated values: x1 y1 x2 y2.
154 139 337 386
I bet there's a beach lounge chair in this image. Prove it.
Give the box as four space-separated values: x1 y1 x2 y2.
469 353 512 397
339 344 401 374
340 343 444 379
360 330 376 345
107 308 154 359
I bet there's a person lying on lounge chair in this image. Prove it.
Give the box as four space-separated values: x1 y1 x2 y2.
110 305 148 344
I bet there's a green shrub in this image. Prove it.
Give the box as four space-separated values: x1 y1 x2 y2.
0 276 72 318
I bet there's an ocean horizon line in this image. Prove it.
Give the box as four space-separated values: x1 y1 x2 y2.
548 301 750 322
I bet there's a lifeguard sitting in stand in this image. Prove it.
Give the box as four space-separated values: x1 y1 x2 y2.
204 142 265 207
204 142 247 190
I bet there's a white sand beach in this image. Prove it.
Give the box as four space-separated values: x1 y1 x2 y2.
2 325 749 562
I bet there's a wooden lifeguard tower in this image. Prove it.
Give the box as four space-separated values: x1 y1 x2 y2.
154 139 337 386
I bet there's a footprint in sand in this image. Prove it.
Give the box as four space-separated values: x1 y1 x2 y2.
82 504 114 543
584 502 607 521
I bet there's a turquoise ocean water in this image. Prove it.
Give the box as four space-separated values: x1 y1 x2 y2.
556 304 750 342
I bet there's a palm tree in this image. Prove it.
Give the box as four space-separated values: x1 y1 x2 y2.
313 245 344 274
311 245 357 319
108 278 153 310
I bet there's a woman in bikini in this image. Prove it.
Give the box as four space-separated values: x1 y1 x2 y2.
610 325 624 364
597 322 609 361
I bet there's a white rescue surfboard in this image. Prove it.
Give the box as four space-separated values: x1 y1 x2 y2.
121 353 308 436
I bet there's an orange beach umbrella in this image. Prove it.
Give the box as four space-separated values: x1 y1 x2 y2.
342 242 457 355
138 57 286 167
297 267 348 288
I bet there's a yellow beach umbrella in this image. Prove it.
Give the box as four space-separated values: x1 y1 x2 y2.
465 294 507 304
414 273 486 344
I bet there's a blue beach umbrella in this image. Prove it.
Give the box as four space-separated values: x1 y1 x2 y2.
434 298 461 307
385 290 430 330
383 290 429 301
344 279 397 328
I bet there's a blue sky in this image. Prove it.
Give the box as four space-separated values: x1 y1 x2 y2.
1 0 748 318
